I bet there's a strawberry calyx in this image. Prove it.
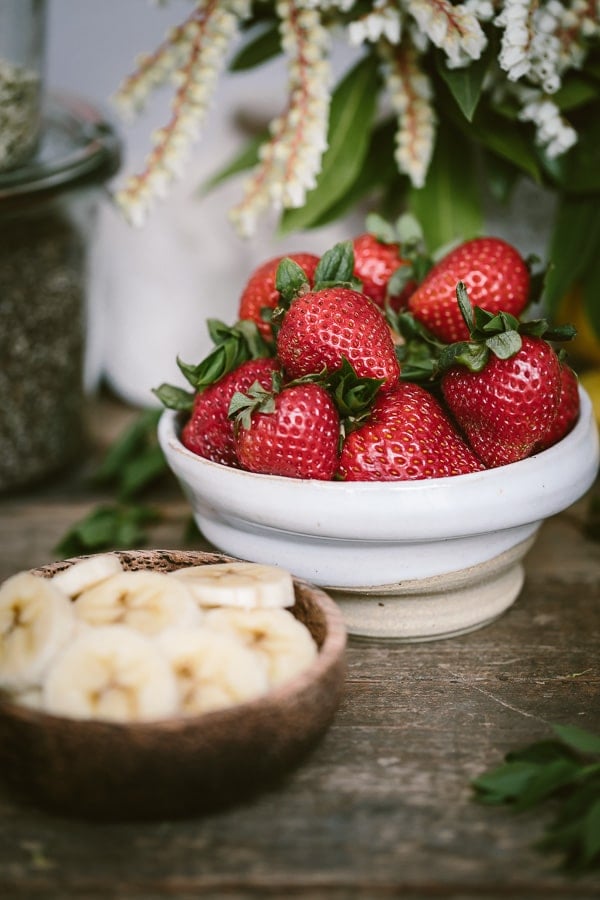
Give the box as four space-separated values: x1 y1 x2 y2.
392 310 447 382
228 358 383 451
228 376 280 431
438 282 577 374
272 241 362 326
367 212 434 303
153 319 273 410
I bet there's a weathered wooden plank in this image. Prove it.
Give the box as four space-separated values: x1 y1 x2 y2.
0 395 598 898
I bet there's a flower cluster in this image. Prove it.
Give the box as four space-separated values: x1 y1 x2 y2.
114 0 600 235
114 0 249 226
228 0 331 237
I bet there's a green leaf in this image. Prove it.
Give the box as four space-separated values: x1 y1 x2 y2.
434 44 491 122
153 383 195 411
309 118 399 228
365 211 397 244
200 129 267 195
486 330 522 359
553 724 600 756
119 445 168 501
275 257 309 305
456 281 475 333
583 798 600 863
313 240 355 286
408 122 483 250
582 244 600 338
470 107 542 183
92 410 161 488
177 320 272 391
552 76 599 112
279 55 380 234
482 151 521 205
543 195 600 315
229 22 280 71
439 340 489 373
541 104 600 193
54 504 160 557
473 760 539 804
326 358 383 420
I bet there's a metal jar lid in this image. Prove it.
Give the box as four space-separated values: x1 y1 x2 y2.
0 91 121 201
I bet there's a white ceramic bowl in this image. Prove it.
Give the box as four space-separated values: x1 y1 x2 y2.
158 388 599 641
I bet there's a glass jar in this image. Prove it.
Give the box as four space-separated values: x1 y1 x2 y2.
0 0 46 171
0 93 121 492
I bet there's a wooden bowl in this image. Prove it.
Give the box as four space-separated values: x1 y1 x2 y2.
0 549 347 821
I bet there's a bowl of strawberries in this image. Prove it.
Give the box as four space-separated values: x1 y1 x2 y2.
157 226 600 641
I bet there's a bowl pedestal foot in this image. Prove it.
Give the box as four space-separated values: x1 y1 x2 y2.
326 546 531 641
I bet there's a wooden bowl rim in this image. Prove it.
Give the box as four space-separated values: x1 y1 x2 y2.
0 549 347 733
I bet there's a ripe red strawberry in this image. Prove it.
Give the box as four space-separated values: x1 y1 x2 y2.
533 362 580 453
408 237 530 343
181 357 279 466
232 382 340 480
352 233 414 310
441 335 562 468
238 252 320 340
277 286 400 390
337 381 484 481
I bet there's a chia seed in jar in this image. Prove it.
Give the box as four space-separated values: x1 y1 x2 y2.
0 95 121 492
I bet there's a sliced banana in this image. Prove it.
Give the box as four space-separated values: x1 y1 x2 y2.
156 627 269 715
170 562 295 610
42 625 179 722
11 687 44 711
0 572 76 692
203 608 318 687
51 553 124 598
73 570 202 636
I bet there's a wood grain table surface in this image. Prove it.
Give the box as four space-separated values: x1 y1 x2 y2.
1 394 599 899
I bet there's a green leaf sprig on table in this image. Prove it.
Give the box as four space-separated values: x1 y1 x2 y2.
473 723 600 874
55 409 172 557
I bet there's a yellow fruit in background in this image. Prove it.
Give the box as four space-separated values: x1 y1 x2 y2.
558 284 600 367
579 369 600 428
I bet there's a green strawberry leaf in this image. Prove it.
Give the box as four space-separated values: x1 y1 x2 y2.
395 212 426 252
228 379 276 430
153 383 195 411
178 320 273 390
387 263 415 298
456 281 476 333
439 340 489 373
313 240 356 288
365 211 397 244
485 330 522 359
275 256 310 306
325 358 383 421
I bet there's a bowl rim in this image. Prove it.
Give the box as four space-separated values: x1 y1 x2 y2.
158 386 600 540
0 550 347 732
